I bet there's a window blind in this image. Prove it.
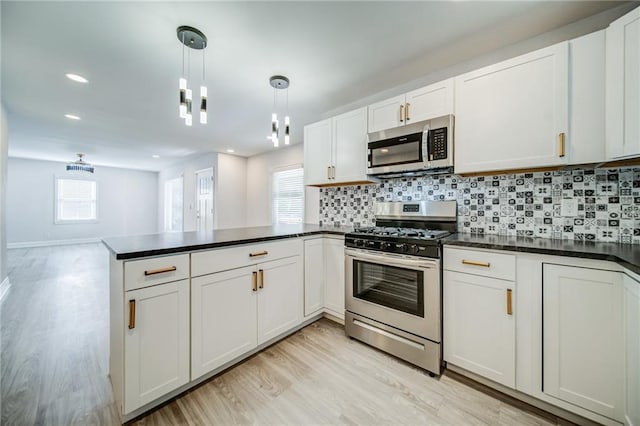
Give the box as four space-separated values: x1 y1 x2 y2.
272 167 304 225
55 178 97 222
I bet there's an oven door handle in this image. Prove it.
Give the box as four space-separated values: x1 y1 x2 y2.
345 249 439 270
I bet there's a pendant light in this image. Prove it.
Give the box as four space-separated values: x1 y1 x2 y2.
66 153 94 174
269 75 290 148
177 26 207 126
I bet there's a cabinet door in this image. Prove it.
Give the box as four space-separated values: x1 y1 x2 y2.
367 94 405 133
405 78 454 123
569 30 606 165
324 238 345 317
304 238 325 316
124 279 190 413
443 271 515 388
543 264 623 421
333 107 368 184
624 274 640 426
191 266 258 379
303 119 332 186
257 256 303 344
454 42 569 174
606 7 640 159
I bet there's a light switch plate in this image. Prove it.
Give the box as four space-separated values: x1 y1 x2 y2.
561 198 578 217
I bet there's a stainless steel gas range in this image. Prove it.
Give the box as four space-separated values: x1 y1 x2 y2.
344 200 457 376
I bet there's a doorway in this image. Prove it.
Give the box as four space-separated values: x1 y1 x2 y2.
195 168 214 232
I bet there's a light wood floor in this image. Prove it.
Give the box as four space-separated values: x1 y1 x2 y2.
2 244 567 425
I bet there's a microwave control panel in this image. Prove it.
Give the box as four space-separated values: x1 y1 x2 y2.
428 127 448 161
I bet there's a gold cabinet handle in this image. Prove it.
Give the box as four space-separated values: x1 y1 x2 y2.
249 251 268 257
327 166 331 179
559 132 566 158
144 266 177 276
405 103 411 121
252 271 258 292
128 299 136 329
259 269 264 289
506 289 513 315
462 259 491 268
331 166 336 179
399 104 404 123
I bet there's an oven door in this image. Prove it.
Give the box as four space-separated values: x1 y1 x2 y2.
345 248 441 342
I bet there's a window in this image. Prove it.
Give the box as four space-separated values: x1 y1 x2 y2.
164 177 184 232
55 178 97 223
272 166 304 225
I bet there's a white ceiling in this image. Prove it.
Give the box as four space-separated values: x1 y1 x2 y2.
0 1 631 171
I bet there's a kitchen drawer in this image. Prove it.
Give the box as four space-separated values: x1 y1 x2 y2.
124 254 190 291
191 239 303 277
444 247 515 281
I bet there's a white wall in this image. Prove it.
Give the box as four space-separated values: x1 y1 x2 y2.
245 143 319 227
216 153 247 229
6 158 158 245
0 106 8 281
157 152 217 232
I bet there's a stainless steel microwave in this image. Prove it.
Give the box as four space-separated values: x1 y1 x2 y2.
367 114 454 177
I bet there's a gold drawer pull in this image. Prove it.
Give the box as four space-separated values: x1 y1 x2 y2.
259 269 264 289
462 259 491 268
559 132 566 157
252 272 258 292
128 300 136 329
144 266 177 276
249 251 268 257
506 289 513 315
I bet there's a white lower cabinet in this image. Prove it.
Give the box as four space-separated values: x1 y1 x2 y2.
624 274 640 426
324 237 345 317
443 270 515 388
191 255 302 379
542 264 624 422
304 238 325 316
124 279 190 413
191 266 258 380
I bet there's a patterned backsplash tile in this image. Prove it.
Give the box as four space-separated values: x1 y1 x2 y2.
319 167 640 244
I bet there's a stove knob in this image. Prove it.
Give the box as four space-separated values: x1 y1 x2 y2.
397 243 409 252
410 244 420 254
381 242 391 250
355 239 365 247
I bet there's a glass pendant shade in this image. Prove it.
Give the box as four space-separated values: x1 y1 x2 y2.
179 78 187 118
200 86 207 124
284 116 290 145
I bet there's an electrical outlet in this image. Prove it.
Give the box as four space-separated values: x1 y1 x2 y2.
561 198 578 217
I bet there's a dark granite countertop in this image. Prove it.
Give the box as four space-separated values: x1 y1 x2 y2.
102 224 351 260
443 233 640 276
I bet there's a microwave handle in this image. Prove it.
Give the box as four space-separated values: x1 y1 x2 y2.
422 123 431 164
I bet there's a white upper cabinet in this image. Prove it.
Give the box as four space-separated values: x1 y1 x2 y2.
367 79 454 133
303 118 333 186
568 30 606 165
304 107 373 186
455 42 569 174
606 6 640 160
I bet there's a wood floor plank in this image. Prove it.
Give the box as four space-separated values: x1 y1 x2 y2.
2 244 568 426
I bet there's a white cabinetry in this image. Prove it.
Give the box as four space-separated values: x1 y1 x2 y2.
624 274 640 426
542 264 624 422
367 79 454 133
190 243 302 379
443 247 516 388
304 238 324 316
304 107 372 186
607 6 640 160
124 279 190 413
454 42 569 174
324 237 345 318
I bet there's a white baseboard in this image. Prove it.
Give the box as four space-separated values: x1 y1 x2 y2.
7 237 102 249
0 277 10 303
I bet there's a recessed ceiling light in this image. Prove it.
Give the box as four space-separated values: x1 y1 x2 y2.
152 154 160 159
226 149 235 153
65 73 88 83
64 114 81 120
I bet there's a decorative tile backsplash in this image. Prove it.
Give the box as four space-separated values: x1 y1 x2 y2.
319 167 640 244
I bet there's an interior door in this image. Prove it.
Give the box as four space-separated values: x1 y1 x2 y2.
195 168 214 232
